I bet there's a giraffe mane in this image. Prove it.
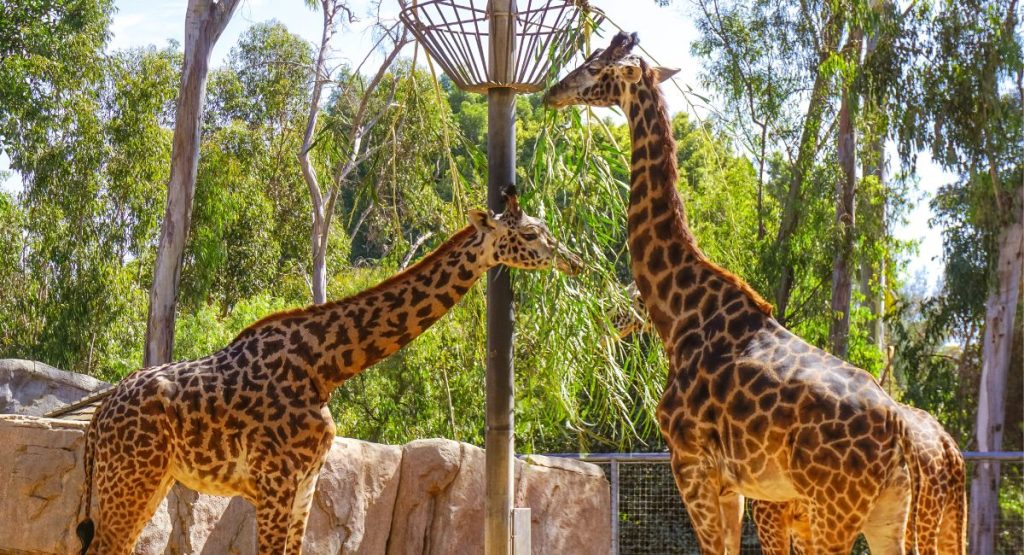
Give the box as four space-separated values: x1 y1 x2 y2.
231 225 478 342
639 60 774 317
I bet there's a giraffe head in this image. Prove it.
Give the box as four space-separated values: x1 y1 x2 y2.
468 186 583 275
542 31 679 109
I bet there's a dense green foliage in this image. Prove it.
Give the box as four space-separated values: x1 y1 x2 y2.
0 1 1019 465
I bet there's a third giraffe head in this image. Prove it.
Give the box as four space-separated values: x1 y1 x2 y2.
468 186 584 275
542 31 679 110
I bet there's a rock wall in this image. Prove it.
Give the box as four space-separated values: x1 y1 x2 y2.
0 415 610 555
0 359 109 416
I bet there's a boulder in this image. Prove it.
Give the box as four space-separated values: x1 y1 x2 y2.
0 415 89 555
519 455 612 554
303 438 403 555
0 359 109 416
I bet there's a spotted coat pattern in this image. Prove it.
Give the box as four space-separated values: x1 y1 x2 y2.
612 286 965 554
545 31 923 554
76 193 582 554
752 405 966 555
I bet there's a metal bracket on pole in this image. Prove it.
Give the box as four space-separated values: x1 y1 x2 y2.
512 507 532 555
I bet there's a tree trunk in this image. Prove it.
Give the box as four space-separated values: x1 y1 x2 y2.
773 66 831 323
144 0 240 367
299 0 337 305
829 29 862 358
298 15 406 304
772 10 842 324
969 185 1023 555
860 16 886 351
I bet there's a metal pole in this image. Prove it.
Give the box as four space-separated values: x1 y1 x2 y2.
610 459 620 555
486 2 516 554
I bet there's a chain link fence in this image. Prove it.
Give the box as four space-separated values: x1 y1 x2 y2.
543 452 1024 554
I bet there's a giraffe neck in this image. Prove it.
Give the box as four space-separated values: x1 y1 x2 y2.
621 67 771 350
230 226 489 399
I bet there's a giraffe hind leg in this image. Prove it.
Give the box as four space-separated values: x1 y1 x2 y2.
861 478 912 555
91 460 174 555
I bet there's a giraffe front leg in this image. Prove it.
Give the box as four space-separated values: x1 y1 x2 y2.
751 500 794 555
286 467 323 554
256 476 299 554
669 455 726 554
806 503 863 555
720 492 744 555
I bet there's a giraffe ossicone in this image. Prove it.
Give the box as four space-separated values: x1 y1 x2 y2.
546 31 929 554
76 189 583 554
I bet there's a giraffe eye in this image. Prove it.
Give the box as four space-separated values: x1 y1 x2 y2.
587 67 600 76
521 231 539 241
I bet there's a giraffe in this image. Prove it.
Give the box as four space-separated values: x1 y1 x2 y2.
609 281 652 340
612 284 967 554
544 32 921 554
752 405 966 554
75 188 583 555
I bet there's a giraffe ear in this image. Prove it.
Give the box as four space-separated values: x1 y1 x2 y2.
468 209 497 233
651 66 680 84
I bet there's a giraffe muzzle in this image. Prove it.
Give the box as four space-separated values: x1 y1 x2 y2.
554 246 584 276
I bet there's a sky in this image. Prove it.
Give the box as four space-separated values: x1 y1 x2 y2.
1 0 948 290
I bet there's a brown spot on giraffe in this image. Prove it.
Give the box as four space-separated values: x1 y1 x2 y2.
546 31 924 554
75 189 584 554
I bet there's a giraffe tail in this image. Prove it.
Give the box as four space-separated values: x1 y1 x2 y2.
947 437 968 555
76 420 97 554
897 417 923 553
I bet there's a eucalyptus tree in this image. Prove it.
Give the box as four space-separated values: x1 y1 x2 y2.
181 22 314 313
892 1 1019 552
298 1 409 304
691 0 844 330
146 0 241 367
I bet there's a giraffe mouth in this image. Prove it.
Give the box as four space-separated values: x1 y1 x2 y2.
554 247 584 275
542 87 570 109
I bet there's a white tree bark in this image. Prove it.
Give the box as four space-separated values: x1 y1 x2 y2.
297 13 407 304
969 184 1023 554
144 0 240 367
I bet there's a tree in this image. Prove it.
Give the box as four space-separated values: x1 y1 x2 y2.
829 21 863 357
298 3 408 304
145 0 241 367
887 0 1022 549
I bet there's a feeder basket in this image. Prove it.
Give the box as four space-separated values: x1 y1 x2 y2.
399 0 602 93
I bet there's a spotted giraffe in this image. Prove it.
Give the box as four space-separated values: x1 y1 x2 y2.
545 32 921 554
611 284 966 554
76 189 583 554
752 405 966 555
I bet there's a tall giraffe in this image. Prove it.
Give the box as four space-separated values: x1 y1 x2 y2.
76 189 583 554
545 32 921 554
612 284 967 554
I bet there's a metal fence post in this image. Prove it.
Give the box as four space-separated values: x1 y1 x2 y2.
610 459 619 555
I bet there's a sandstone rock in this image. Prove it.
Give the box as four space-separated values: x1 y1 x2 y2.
0 359 110 416
387 438 465 555
519 455 611 555
0 414 89 555
304 438 403 555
